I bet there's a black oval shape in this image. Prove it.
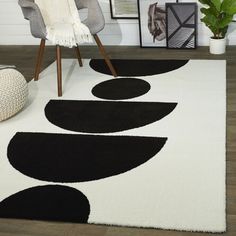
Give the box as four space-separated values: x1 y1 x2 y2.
8 132 167 182
89 59 189 76
0 185 90 223
92 78 151 100
45 100 177 133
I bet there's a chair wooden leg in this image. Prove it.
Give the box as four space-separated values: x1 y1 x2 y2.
34 39 46 81
56 45 62 97
93 34 118 77
75 46 83 67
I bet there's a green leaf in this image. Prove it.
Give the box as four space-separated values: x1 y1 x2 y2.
221 0 236 15
199 0 214 5
211 0 222 11
201 14 218 27
199 0 221 10
200 7 217 17
199 0 221 17
218 14 234 28
221 26 228 37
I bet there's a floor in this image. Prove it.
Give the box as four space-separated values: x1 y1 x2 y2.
0 45 235 236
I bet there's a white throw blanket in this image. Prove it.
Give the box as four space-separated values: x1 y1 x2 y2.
35 0 93 47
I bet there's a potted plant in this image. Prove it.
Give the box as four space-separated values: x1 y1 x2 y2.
199 0 236 54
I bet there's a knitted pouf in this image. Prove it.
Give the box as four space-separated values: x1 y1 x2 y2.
0 69 28 121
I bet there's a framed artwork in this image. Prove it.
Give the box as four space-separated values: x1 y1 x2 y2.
166 3 197 49
109 0 138 19
138 0 177 48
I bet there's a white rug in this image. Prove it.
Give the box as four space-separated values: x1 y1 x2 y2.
0 59 226 232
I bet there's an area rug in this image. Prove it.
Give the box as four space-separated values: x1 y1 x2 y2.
0 59 226 233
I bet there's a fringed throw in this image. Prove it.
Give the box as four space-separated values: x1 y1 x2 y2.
35 0 93 48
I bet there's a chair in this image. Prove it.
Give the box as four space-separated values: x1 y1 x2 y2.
18 0 117 96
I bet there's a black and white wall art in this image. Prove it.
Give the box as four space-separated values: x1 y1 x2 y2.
110 0 138 19
166 3 197 49
138 0 177 47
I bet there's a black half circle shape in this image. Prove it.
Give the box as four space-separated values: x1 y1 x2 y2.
44 100 177 133
89 59 189 76
92 78 151 100
8 132 167 182
0 185 90 223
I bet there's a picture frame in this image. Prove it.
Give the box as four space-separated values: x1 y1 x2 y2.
109 0 138 19
166 3 197 49
138 0 177 48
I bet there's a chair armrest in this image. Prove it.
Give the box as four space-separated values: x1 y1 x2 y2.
18 0 47 39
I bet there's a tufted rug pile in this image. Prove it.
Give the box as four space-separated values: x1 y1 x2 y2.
0 59 226 233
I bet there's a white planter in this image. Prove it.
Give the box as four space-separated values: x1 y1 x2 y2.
209 37 226 54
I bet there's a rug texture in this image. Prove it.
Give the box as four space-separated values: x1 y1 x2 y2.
0 59 226 233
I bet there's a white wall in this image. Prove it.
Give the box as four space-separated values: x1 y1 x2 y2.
0 0 236 46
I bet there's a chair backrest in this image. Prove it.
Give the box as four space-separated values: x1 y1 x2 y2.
74 0 105 34
18 0 47 39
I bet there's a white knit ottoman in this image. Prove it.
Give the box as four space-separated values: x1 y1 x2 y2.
0 69 28 121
